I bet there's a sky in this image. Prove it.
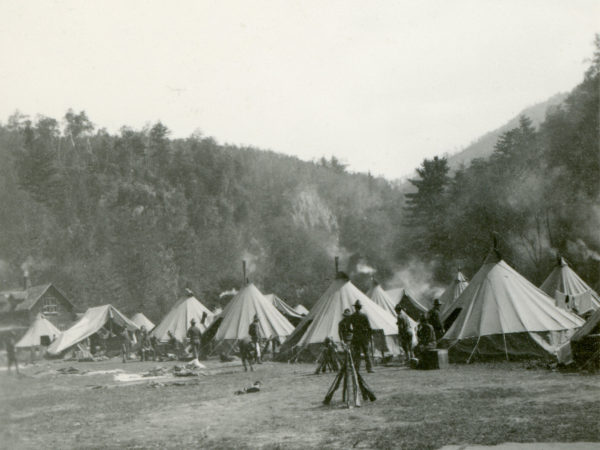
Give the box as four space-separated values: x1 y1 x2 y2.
0 1 597 179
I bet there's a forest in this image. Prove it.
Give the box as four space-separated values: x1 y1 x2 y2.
0 38 598 320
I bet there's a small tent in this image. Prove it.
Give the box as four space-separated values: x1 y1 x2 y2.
131 313 155 331
16 313 61 348
367 283 398 316
279 273 401 361
265 293 304 324
440 251 584 362
293 304 309 315
47 304 139 355
540 256 600 317
212 283 295 353
151 294 215 343
385 287 430 320
439 270 470 328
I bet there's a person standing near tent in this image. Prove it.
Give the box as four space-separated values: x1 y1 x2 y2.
5 332 19 375
121 328 131 363
248 314 262 363
338 309 353 342
428 299 445 340
415 313 436 359
395 303 414 363
187 319 202 360
350 300 374 373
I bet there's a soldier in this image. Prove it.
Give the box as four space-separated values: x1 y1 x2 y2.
238 337 255 372
395 303 414 363
121 328 131 363
5 332 19 375
415 313 436 359
139 326 152 362
187 319 202 360
338 308 353 343
350 300 373 373
248 314 262 363
428 298 445 340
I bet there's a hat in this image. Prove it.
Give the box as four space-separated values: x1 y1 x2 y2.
190 319 196 325
354 300 362 308
343 308 351 317
394 303 403 312
253 314 259 321
433 298 441 306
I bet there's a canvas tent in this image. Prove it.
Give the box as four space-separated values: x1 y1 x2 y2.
212 283 295 353
16 313 61 348
265 293 304 324
47 304 139 355
439 270 470 328
367 283 398 316
540 256 600 317
279 273 401 361
386 287 430 320
440 251 584 362
151 294 214 343
557 307 600 367
131 313 155 330
293 304 309 315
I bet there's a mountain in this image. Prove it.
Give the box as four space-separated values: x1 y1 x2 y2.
446 92 568 170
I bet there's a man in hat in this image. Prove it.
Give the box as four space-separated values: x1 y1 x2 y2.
415 313 436 359
395 303 414 363
187 319 202 360
350 300 373 373
428 299 445 340
248 314 262 363
338 308 353 343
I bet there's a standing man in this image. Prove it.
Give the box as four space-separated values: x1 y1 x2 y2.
428 299 445 340
187 319 202 360
121 328 131 363
5 332 19 375
338 308 353 343
248 314 262 364
415 313 436 359
350 300 373 373
395 303 414 363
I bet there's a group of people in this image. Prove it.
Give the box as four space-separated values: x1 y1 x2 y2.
120 325 159 362
395 298 445 364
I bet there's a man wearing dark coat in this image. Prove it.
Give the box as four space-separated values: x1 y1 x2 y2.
428 298 445 340
415 313 436 359
350 300 373 373
248 314 262 363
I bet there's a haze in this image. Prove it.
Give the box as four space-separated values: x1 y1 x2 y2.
1 0 597 178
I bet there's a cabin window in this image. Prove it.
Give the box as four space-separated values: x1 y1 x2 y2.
41 296 58 315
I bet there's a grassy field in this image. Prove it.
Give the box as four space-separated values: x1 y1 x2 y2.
0 358 599 449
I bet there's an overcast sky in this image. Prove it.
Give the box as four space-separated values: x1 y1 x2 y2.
1 1 597 178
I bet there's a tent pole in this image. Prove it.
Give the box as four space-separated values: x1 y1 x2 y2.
467 336 481 364
502 333 509 361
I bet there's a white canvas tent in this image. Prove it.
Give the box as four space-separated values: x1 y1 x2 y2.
131 313 155 330
540 256 600 316
47 304 139 355
440 270 470 326
386 287 430 320
16 313 61 348
440 252 584 362
265 293 304 321
293 304 309 315
212 283 294 352
279 274 401 361
151 295 215 343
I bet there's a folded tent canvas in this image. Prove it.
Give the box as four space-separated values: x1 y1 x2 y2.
279 273 401 361
440 251 584 362
293 304 309 315
151 294 214 342
212 283 295 353
264 293 304 323
540 256 600 316
131 312 155 331
47 304 139 355
16 313 61 348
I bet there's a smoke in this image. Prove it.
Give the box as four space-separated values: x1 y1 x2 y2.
20 255 51 278
356 262 376 275
567 239 600 262
386 259 444 300
20 256 34 277
219 288 238 298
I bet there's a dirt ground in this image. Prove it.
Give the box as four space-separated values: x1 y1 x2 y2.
0 358 599 449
